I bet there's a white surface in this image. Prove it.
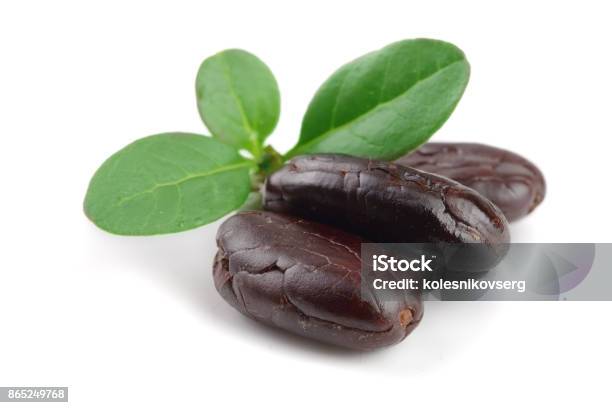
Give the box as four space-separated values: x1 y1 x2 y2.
1 1 611 407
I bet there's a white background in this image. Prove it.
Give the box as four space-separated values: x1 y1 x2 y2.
1 1 611 406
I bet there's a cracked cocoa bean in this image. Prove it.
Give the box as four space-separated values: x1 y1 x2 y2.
214 210 423 350
264 154 511 273
264 154 509 244
395 143 546 221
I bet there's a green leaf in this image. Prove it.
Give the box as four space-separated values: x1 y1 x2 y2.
196 49 280 157
287 39 470 160
84 133 253 235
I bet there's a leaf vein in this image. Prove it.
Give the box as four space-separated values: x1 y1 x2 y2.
220 53 259 147
115 161 252 207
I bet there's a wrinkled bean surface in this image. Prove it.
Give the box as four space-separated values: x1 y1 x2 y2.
395 143 546 221
264 154 510 247
214 211 423 350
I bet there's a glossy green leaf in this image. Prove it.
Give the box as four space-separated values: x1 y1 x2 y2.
196 49 280 157
288 39 470 160
84 133 253 235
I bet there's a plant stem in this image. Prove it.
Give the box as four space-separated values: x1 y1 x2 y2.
257 145 284 176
